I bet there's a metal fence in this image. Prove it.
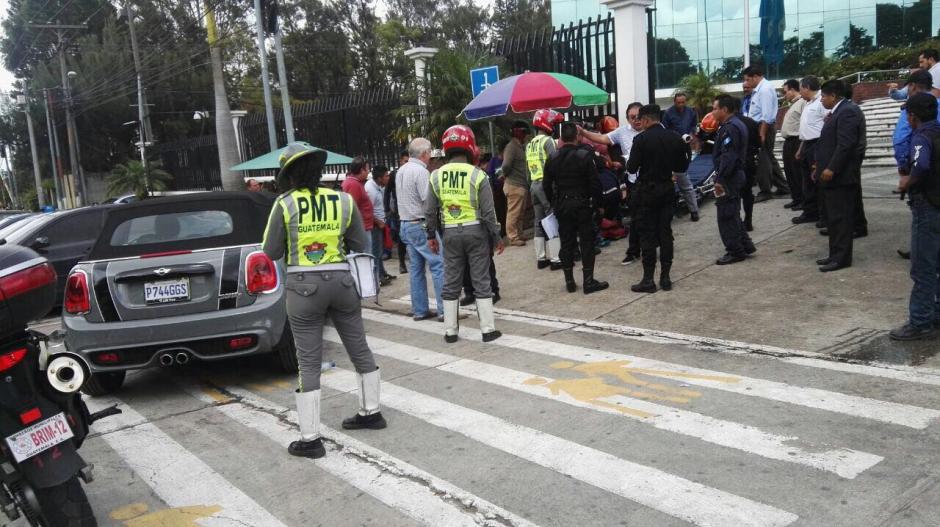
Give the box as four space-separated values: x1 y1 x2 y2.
154 134 223 191
492 14 617 120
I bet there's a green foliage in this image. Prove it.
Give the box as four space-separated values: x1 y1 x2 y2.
107 159 172 199
677 72 724 118
394 48 501 146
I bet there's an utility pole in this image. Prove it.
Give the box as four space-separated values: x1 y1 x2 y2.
17 93 45 208
44 89 66 208
125 2 149 190
273 26 294 143
253 0 277 151
29 23 87 205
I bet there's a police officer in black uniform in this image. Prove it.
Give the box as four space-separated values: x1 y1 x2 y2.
711 94 757 264
625 105 690 293
544 122 609 294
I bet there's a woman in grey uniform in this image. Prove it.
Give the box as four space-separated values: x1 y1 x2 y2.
263 142 386 459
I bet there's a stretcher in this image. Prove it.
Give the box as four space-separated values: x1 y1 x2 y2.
677 152 716 209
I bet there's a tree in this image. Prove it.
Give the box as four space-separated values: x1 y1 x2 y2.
678 72 723 118
108 159 172 198
876 2 931 49
836 24 875 60
653 38 695 88
492 0 550 44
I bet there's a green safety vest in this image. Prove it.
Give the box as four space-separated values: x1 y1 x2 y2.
525 134 553 182
430 162 486 225
268 187 353 267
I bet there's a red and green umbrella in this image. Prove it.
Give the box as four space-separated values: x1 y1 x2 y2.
461 72 610 121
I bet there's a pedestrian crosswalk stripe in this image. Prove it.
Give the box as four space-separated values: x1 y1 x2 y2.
174 381 540 527
85 397 288 527
324 328 883 479
363 309 940 429
319 367 799 527
394 296 940 387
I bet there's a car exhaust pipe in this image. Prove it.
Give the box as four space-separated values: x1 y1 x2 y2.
47 355 86 393
159 354 174 367
175 352 190 365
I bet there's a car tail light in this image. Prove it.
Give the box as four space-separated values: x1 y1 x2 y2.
245 252 277 294
19 407 41 425
0 348 27 372
64 271 91 314
228 336 256 350
0 262 56 301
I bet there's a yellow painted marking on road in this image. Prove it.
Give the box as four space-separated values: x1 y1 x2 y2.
546 360 730 404
110 503 223 526
246 383 275 393
626 367 740 384
200 386 233 404
524 376 654 418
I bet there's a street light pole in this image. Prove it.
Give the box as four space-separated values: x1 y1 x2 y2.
126 2 149 190
17 94 45 208
273 26 294 143
44 89 65 208
253 0 278 151
58 37 85 205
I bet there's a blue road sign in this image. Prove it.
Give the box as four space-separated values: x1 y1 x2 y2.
470 66 500 98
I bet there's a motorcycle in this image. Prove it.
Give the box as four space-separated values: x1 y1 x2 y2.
0 244 118 526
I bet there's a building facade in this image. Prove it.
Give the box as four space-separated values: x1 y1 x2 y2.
551 0 940 89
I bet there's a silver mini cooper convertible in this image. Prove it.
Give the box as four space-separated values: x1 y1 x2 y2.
61 192 296 395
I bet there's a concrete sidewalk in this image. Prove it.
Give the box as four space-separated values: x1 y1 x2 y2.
382 165 938 369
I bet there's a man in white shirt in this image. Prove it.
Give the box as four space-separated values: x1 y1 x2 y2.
366 165 394 285
780 79 806 210
579 102 647 264
918 49 940 98
792 76 827 226
395 138 444 321
744 64 789 202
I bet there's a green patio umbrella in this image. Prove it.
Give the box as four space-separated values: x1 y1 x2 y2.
231 142 353 171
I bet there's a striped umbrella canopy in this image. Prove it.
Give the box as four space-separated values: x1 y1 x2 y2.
461 72 610 121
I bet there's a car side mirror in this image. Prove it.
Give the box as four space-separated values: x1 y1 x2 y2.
31 236 50 250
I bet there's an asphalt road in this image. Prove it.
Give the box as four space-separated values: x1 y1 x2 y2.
19 167 940 527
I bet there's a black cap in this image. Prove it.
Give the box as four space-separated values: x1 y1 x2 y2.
906 92 938 122
906 70 934 89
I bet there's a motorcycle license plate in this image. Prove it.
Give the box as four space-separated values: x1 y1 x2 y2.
5 412 74 463
144 277 190 304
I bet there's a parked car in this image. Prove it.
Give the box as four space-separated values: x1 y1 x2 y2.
61 192 294 395
1 207 112 305
0 210 28 219
0 212 35 231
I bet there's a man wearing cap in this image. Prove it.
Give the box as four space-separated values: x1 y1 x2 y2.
894 70 940 192
501 121 531 246
264 143 387 459
892 93 940 340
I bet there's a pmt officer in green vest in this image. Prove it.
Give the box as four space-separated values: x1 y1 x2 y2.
527 109 564 270
263 142 387 459
426 125 504 343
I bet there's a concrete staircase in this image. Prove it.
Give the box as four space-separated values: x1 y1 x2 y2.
774 97 901 168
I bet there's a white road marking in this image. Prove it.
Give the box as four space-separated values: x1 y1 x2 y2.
392 296 940 387
85 397 288 527
325 329 882 479
176 382 539 527
363 309 940 429
320 367 799 527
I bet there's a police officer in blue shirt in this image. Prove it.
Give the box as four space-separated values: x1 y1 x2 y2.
711 94 756 265
892 92 940 340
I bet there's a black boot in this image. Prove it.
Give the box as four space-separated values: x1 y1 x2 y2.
582 269 609 295
342 412 388 430
288 438 326 458
631 264 657 293
660 264 672 291
563 268 577 293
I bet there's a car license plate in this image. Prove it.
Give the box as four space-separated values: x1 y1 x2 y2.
5 412 74 463
145 278 190 304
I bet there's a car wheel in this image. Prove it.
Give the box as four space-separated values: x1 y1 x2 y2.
274 325 299 373
81 371 126 396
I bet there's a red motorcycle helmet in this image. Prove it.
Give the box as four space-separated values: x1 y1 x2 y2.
441 125 479 163
532 109 564 134
700 112 719 133
598 116 619 134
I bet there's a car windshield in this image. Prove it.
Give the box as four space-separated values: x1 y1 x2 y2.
109 210 234 246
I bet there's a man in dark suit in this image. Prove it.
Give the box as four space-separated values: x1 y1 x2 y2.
815 79 867 272
626 104 691 292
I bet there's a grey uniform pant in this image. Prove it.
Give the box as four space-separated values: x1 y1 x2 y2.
531 180 551 238
285 271 377 392
442 224 493 300
674 172 699 214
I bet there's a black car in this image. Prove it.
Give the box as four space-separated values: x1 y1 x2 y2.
1 207 112 304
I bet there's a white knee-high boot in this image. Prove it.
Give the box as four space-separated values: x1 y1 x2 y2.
444 299 459 343
547 237 562 263
295 390 321 440
476 297 502 342
534 237 547 261
358 369 381 416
